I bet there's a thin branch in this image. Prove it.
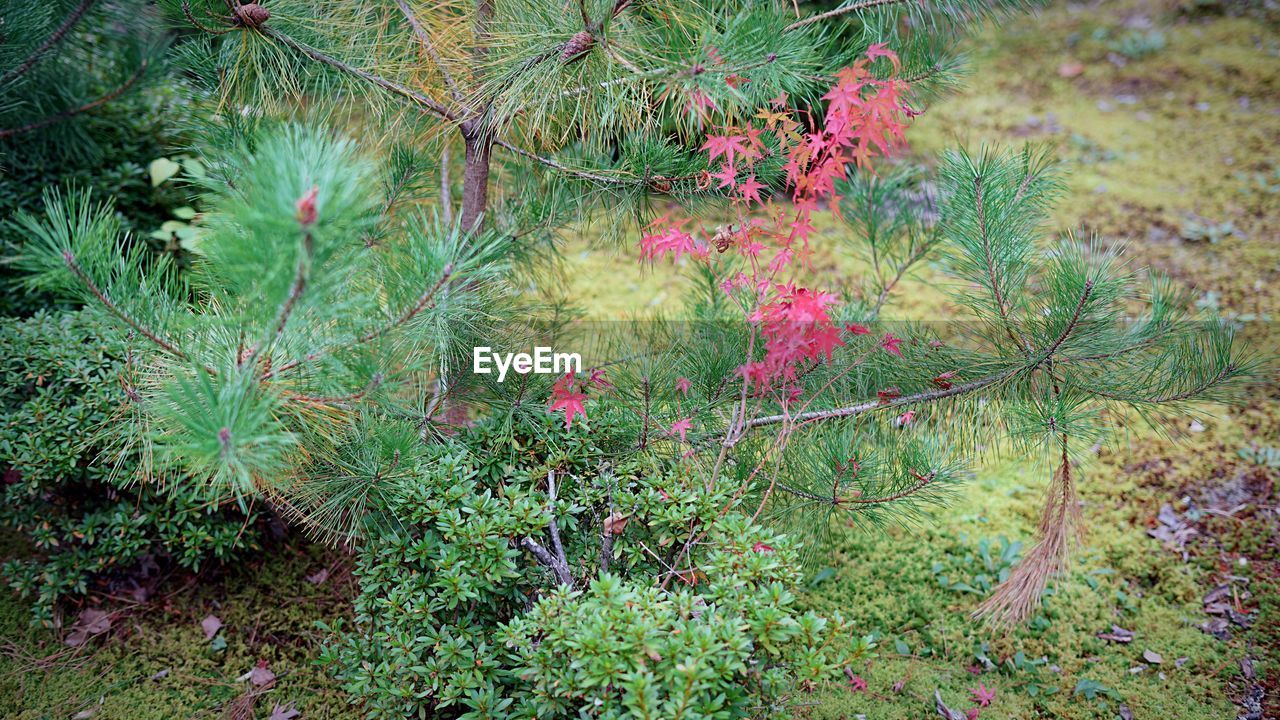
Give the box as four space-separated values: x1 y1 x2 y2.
358 262 453 343
440 142 453 224
263 263 454 381
61 251 199 369
1087 364 1236 405
271 232 314 341
1036 279 1093 362
394 0 464 104
974 175 1028 352
545 472 570 575
491 138 646 186
783 0 910 32
263 28 458 122
0 60 147 139
519 537 573 586
745 366 1020 429
181 1 232 35
0 0 98 87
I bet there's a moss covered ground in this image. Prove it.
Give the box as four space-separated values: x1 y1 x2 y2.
1 0 1276 717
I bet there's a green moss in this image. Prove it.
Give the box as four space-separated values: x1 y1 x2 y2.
0 540 355 719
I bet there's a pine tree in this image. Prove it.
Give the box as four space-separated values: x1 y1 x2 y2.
164 0 1035 231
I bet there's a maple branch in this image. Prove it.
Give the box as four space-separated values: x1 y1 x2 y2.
394 0 464 105
0 60 147 139
784 0 911 32
0 0 97 87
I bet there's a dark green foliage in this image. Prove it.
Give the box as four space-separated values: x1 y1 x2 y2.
0 0 183 315
321 411 852 719
0 311 259 625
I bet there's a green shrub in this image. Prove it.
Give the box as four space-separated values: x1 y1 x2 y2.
0 311 259 625
320 412 853 719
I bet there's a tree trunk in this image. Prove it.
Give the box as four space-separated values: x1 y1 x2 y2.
459 127 491 233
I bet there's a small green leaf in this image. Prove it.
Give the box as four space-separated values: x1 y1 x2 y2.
180 157 207 179
173 206 197 220
149 157 182 187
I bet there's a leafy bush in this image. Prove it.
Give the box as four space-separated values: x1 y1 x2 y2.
321 412 852 719
0 311 259 625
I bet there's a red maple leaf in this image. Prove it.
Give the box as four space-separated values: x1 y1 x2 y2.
751 541 775 553
844 323 871 336
710 162 737 189
932 370 957 390
877 387 901 404
548 373 588 429
880 332 904 357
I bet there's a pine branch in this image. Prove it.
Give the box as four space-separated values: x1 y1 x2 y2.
270 231 315 341
263 27 459 122
60 250 196 367
0 0 98 87
1087 364 1237 405
358 262 454 343
263 262 454 381
974 175 1028 351
394 0 464 105
744 367 1020 429
784 0 911 32
0 60 147 139
1036 279 1092 361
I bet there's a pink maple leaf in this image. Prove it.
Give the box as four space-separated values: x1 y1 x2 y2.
675 376 692 395
738 175 766 205
970 682 995 707
710 162 737 189
702 133 750 168
751 541 775 553
668 417 693 442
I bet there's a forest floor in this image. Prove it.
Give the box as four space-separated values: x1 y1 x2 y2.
2 0 1277 718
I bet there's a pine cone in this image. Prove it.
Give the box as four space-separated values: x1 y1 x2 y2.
234 3 271 29
560 31 594 62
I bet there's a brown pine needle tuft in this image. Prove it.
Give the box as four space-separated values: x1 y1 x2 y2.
974 452 1081 627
